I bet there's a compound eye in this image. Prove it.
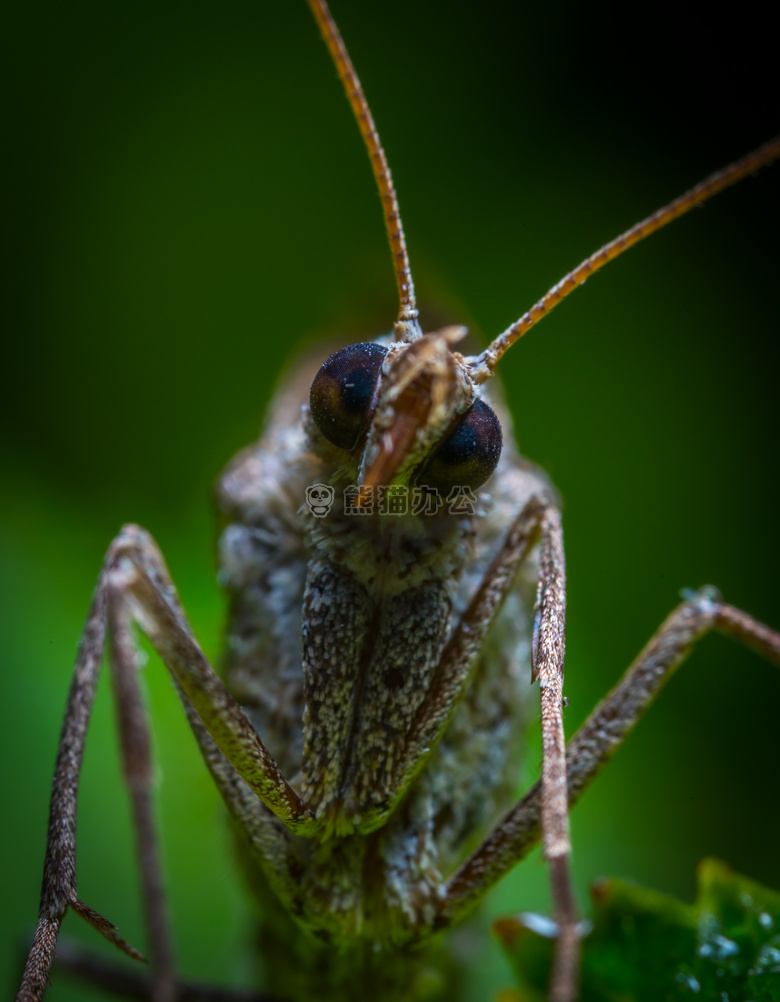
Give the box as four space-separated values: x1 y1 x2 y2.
309 342 388 450
416 398 502 495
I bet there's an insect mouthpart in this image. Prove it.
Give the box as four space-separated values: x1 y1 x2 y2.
310 329 503 502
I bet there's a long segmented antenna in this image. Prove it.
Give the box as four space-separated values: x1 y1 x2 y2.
470 134 780 383
306 0 421 342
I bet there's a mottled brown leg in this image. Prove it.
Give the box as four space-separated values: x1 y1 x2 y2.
393 494 578 1002
435 589 780 954
531 504 577 1002
107 525 314 833
17 581 145 1002
106 574 176 1002
395 494 557 792
17 523 314 1002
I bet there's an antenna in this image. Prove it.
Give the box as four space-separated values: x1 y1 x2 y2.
306 0 421 343
470 135 780 383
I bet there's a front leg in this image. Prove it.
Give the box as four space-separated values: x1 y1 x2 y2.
394 494 579 1001
17 524 315 1002
109 527 314 831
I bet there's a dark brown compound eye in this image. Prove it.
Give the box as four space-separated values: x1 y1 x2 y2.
415 397 502 496
309 342 388 450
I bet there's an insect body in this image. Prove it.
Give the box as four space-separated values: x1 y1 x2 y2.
6 1 777 1002
213 330 545 999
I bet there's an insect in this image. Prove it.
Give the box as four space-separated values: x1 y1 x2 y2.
5 1 780 1000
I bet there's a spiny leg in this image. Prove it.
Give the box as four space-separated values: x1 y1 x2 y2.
17 582 145 1002
390 494 578 1002
434 589 780 952
394 495 557 789
531 505 577 1002
172 690 304 919
106 526 317 971
17 524 314 1002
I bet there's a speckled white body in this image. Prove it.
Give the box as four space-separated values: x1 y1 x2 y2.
213 340 554 996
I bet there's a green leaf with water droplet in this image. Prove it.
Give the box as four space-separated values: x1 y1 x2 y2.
495 859 780 1001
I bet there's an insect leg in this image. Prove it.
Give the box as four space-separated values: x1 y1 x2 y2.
530 504 577 1002
17 581 145 1002
106 573 175 1002
390 496 549 788
435 589 780 931
17 524 315 1002
389 495 578 997
104 524 315 835
108 523 317 924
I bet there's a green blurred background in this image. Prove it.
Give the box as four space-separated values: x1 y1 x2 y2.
2 1 778 999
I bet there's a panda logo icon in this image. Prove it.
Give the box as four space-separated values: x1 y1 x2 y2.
305 483 335 518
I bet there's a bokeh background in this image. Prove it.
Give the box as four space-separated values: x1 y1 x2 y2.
2 1 779 999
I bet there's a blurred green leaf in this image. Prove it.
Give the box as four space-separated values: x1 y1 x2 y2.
496 859 780 1001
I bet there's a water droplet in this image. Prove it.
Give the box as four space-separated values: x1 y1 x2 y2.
698 934 740 961
562 696 570 708
755 943 780 974
519 912 558 938
674 972 700 994
758 911 773 930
